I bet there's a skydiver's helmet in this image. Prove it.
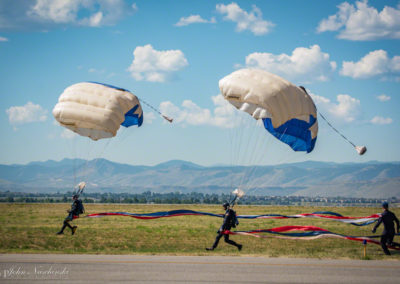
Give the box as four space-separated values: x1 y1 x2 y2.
223 202 230 209
382 201 389 209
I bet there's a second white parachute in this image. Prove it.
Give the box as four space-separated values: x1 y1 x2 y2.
219 68 318 153
53 82 143 141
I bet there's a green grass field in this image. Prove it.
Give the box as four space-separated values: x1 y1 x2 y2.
0 203 399 260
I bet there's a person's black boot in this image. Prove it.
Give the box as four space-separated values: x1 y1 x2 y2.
57 224 67 235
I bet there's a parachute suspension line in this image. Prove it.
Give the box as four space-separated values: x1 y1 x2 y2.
272 126 303 166
244 125 292 197
79 138 94 187
228 121 237 191
235 114 260 192
138 98 173 123
78 136 113 188
116 125 134 145
72 139 77 189
233 113 245 168
229 112 248 190
318 112 367 155
239 120 267 193
228 113 242 191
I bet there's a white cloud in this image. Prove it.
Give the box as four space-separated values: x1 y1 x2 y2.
377 94 391 102
216 2 274 36
175 15 216 27
0 0 136 30
310 92 361 123
6 102 47 126
28 0 81 24
127 44 188 82
317 2 355 33
317 0 400 40
0 36 8 41
243 45 336 83
370 116 393 125
340 50 400 79
159 95 240 128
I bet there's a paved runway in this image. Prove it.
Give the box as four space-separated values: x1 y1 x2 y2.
1 254 400 283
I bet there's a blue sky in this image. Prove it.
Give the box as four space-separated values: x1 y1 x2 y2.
0 0 399 166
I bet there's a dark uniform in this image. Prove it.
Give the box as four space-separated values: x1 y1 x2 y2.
57 196 83 235
207 204 242 251
372 203 400 255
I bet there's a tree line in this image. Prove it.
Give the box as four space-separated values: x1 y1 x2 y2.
0 191 395 207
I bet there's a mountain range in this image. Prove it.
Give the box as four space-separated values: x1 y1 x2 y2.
0 159 399 198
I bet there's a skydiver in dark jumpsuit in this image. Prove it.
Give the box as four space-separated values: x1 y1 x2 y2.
56 194 82 235
206 202 242 251
372 201 400 255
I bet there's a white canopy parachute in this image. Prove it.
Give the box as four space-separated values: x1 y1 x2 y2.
219 68 318 153
219 68 366 155
53 82 143 141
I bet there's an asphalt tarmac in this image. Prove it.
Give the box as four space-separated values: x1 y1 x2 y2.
1 254 399 283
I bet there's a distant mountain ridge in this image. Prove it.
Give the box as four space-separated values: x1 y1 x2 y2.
0 159 399 198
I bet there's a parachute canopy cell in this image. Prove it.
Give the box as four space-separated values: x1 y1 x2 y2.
53 82 143 141
219 69 318 153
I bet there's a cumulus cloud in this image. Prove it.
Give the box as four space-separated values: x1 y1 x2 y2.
310 92 361 123
317 0 400 40
6 102 47 126
0 0 136 30
340 50 400 79
159 95 240 128
377 94 391 102
370 116 393 125
216 2 274 35
175 15 216 27
243 45 336 83
0 36 8 41
127 44 188 82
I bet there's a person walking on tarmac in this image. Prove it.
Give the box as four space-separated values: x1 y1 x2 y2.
206 202 242 251
372 201 400 255
56 194 84 235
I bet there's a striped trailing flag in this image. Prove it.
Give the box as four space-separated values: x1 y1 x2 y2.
224 226 400 250
84 209 379 226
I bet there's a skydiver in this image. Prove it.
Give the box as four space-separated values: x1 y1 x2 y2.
372 201 400 255
206 202 242 251
56 194 84 235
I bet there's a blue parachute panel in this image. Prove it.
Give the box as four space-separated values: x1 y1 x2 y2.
121 105 143 127
262 115 317 153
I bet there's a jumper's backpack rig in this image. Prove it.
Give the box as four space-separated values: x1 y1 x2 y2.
74 182 86 215
228 188 244 228
76 199 85 214
230 209 239 228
